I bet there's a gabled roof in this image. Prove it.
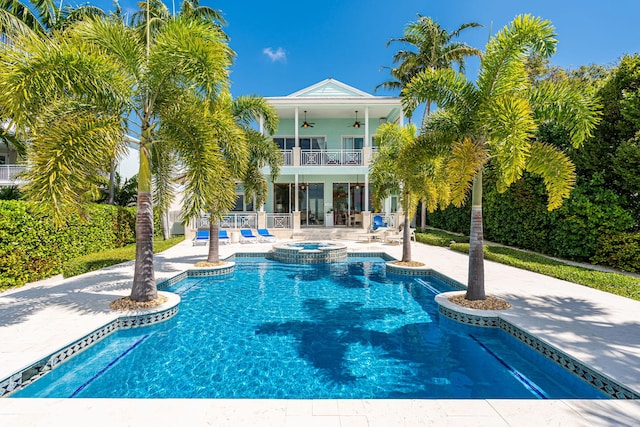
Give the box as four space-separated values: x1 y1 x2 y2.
287 78 374 98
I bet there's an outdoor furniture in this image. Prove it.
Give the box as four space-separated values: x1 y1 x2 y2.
240 229 258 243
192 229 209 246
372 215 388 230
219 229 230 245
257 228 276 242
359 227 388 243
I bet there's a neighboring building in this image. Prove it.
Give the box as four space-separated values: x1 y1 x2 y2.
201 78 404 234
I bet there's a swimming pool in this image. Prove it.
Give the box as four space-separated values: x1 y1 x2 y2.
12 257 607 399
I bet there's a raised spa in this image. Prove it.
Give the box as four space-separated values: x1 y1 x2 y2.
269 241 347 263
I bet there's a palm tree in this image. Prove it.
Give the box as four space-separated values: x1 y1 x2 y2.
377 15 481 229
0 8 235 302
403 15 601 300
370 122 447 262
0 0 106 32
204 95 281 264
377 15 481 123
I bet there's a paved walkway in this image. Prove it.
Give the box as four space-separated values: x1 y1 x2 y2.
1 238 639 426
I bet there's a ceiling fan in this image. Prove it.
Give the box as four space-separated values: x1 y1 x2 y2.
352 110 363 128
301 110 314 128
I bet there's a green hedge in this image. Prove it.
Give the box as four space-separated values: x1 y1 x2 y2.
426 172 637 272
62 236 184 278
0 201 136 290
449 243 640 301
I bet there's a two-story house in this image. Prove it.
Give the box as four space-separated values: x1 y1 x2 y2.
213 78 404 235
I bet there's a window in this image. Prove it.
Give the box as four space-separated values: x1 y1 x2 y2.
273 137 295 150
232 194 254 212
343 137 364 150
0 155 6 165
299 137 325 151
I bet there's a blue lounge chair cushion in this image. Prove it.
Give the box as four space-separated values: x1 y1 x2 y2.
372 215 388 231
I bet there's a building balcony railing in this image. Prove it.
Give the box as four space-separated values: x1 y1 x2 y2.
279 149 366 167
0 164 27 184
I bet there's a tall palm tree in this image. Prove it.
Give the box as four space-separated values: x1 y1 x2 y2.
370 122 447 262
403 15 601 300
0 8 235 302
205 95 281 264
377 15 481 123
0 0 106 32
377 15 481 229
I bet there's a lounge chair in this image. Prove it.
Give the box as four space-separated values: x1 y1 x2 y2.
372 215 388 231
192 229 209 246
359 227 388 243
257 228 276 242
240 229 258 243
219 229 230 245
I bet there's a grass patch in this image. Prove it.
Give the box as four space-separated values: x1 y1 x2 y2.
415 228 469 247
63 236 184 278
449 243 640 301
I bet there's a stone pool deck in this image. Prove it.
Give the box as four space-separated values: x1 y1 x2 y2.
1 238 639 426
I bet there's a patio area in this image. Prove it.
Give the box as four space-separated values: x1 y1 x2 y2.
1 238 639 426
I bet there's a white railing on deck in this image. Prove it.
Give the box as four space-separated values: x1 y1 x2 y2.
195 213 258 229
300 150 362 166
281 150 293 166
0 165 27 183
266 213 291 229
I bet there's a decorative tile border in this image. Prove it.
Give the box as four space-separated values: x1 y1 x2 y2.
434 291 640 400
0 291 180 398
500 320 639 400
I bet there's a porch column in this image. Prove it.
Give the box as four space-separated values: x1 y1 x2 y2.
364 107 369 147
294 108 299 146
399 108 405 126
365 173 369 212
294 174 299 212
259 115 264 134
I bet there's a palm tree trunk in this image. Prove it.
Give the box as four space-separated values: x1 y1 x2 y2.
401 190 412 262
466 170 485 300
108 159 115 205
130 136 157 302
401 213 412 262
207 212 220 263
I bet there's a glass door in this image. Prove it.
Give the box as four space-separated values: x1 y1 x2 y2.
299 183 324 227
332 183 348 226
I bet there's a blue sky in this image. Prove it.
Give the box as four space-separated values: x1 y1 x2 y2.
103 0 639 98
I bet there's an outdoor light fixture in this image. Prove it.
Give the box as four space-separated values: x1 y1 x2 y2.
352 111 362 128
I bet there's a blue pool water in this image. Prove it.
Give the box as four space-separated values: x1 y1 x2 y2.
14 257 606 399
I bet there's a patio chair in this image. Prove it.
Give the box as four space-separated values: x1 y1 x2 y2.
257 228 276 242
359 227 388 243
192 229 209 246
240 229 258 243
219 229 230 245
372 215 388 231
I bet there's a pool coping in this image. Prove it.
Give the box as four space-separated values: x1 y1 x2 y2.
1 251 638 400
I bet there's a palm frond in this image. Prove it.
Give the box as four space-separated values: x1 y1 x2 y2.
232 95 278 135
478 14 556 101
403 68 477 118
525 141 575 210
21 102 123 222
481 94 536 187
447 137 487 206
528 80 602 148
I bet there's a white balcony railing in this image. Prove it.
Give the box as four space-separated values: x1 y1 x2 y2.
281 150 293 166
300 150 362 166
196 213 258 229
0 165 27 183
266 213 292 229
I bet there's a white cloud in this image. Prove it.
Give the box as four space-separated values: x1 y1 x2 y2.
263 47 286 63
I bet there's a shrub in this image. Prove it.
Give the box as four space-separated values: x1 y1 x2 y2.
415 229 469 247
0 201 137 290
62 236 184 278
592 232 640 273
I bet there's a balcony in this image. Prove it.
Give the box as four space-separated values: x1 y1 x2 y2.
280 149 365 167
0 164 26 185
